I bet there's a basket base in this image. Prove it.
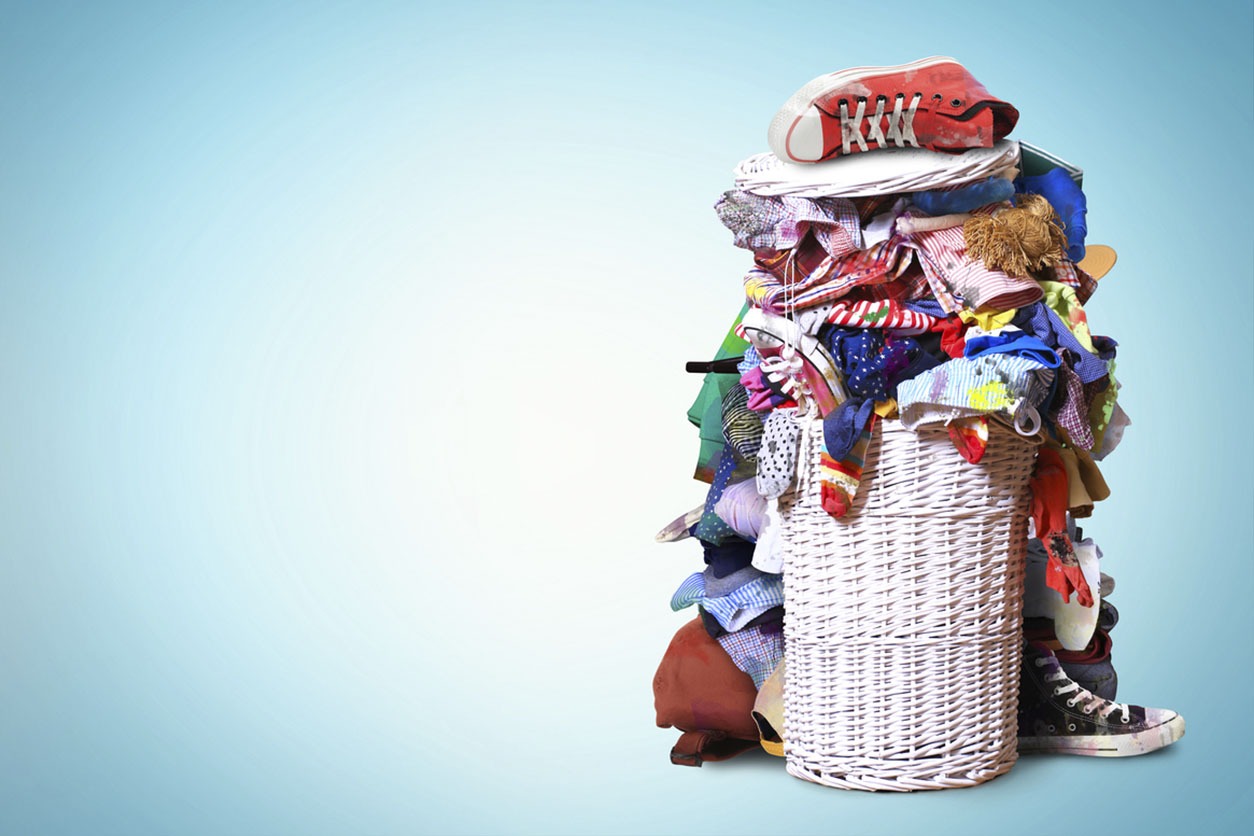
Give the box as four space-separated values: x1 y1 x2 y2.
785 753 1017 792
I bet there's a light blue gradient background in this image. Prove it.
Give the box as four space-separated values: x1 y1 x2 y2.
1 2 1250 834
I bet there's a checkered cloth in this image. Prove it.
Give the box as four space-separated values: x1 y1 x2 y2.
715 190 863 258
717 625 784 689
670 571 785 633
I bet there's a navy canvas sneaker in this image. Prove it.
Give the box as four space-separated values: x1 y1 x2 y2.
1019 641 1184 757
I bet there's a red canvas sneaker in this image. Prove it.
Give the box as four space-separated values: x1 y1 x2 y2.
768 57 1020 163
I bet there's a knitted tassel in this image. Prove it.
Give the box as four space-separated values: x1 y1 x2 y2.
963 193 1069 278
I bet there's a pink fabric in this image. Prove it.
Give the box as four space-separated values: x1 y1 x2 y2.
902 222 1043 313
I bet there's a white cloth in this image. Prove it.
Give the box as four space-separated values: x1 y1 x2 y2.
1024 531 1102 651
733 140 1020 198
714 478 767 542
751 498 784 574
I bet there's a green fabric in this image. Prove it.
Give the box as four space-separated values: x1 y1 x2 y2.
687 302 751 483
1087 361 1119 452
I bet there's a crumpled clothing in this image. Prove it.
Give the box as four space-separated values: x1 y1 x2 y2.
964 329 1061 368
745 235 920 311
1098 401 1138 461
1054 443 1110 517
948 415 990 463
717 625 785 690
713 478 766 542
736 345 762 374
1053 361 1095 450
912 175 1017 216
714 190 862 258
1038 281 1096 353
896 353 1055 430
900 218 1044 313
959 307 1018 333
822 397 878 462
701 535 756 579
1044 259 1099 305
822 327 924 402
739 365 793 412
693 446 742 545
756 409 800 499
687 304 752 483
700 605 784 641
704 564 768 598
720 385 764 464
1091 396 1129 462
819 413 878 518
670 571 785 633
751 498 784 573
825 297 940 333
906 299 970 358
1012 302 1109 384
1029 448 1094 607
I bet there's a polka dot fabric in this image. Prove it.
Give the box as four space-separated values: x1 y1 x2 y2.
756 409 800 500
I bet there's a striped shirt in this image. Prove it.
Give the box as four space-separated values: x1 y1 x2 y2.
670 571 785 633
896 353 1056 431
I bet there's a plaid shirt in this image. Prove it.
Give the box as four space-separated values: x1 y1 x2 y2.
715 190 863 258
741 209 1098 320
746 235 920 312
1049 260 1100 305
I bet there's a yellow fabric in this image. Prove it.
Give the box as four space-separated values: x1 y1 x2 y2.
1072 442 1111 504
744 275 771 306
1055 445 1095 518
874 398 898 419
1053 441 1112 519
752 658 786 757
959 307 1017 332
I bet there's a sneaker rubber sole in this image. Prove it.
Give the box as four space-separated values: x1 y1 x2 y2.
1019 710 1185 757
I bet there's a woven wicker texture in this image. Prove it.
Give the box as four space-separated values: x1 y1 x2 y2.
780 417 1038 791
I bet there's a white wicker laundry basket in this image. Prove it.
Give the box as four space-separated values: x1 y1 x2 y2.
779 416 1038 791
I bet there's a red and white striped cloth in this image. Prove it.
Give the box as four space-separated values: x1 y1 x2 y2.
824 298 940 332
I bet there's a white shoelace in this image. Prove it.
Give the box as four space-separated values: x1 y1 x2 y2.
1036 658 1131 723
838 92 922 155
760 347 810 402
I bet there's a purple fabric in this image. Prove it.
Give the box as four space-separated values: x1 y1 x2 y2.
1053 361 1095 449
715 189 862 258
1012 302 1108 384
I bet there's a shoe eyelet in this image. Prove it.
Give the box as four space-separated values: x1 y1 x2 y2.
1046 725 1055 733
1066 699 1078 707
951 98 963 107
1034 659 1046 667
1068 724 1076 731
876 94 887 103
1052 687 1063 695
932 93 943 100
857 95 866 103
1121 716 1130 724
895 93 905 100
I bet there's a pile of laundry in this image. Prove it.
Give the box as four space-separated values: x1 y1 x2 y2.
652 57 1183 767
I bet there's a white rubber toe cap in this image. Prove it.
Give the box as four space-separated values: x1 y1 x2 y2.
770 107 825 163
